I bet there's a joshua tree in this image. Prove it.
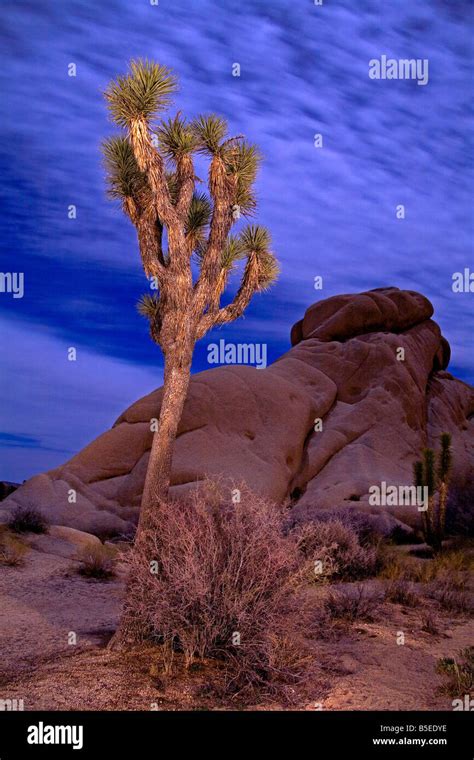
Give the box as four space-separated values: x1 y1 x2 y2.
413 432 452 552
102 60 278 532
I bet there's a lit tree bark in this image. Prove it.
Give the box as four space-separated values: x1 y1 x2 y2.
138 344 193 524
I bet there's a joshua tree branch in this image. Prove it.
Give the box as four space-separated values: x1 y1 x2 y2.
129 118 193 283
196 252 259 338
129 118 177 227
175 154 195 221
136 210 167 280
192 162 235 317
125 196 167 280
198 267 231 327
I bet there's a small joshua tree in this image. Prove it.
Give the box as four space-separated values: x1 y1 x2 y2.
413 432 452 552
102 60 278 530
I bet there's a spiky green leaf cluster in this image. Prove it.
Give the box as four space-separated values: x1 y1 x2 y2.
191 114 228 155
165 171 179 206
137 293 160 320
413 432 454 552
221 235 246 271
255 250 280 290
195 233 246 272
438 432 452 482
225 141 260 216
105 59 177 128
226 142 260 186
413 460 424 489
423 448 436 496
102 136 147 200
187 192 212 252
238 225 279 289
156 113 198 160
239 225 270 254
242 226 279 290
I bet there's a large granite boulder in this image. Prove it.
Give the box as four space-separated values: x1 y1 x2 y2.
2 288 472 536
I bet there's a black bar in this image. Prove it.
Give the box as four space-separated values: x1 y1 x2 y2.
0 711 471 757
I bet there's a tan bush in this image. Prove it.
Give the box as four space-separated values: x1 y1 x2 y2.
384 579 418 607
420 548 472 589
421 612 439 635
123 482 314 697
325 584 381 622
430 582 472 616
0 530 28 566
295 518 378 582
377 544 472 588
76 543 116 579
437 647 474 698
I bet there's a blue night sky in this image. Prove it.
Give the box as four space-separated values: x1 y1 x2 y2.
0 0 473 482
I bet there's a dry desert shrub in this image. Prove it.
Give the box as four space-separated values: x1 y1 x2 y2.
0 529 28 566
421 612 439 635
423 547 472 589
376 545 420 581
377 544 472 613
384 578 418 607
436 647 474 698
324 584 381 622
76 543 117 580
8 504 49 534
377 543 472 589
295 518 378 582
123 482 315 697
429 582 472 616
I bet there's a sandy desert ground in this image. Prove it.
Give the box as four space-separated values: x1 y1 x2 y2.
0 528 472 711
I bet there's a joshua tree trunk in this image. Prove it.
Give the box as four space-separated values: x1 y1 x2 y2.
138 346 193 530
108 345 193 650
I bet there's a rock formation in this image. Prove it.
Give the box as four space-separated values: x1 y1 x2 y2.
2 288 472 537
